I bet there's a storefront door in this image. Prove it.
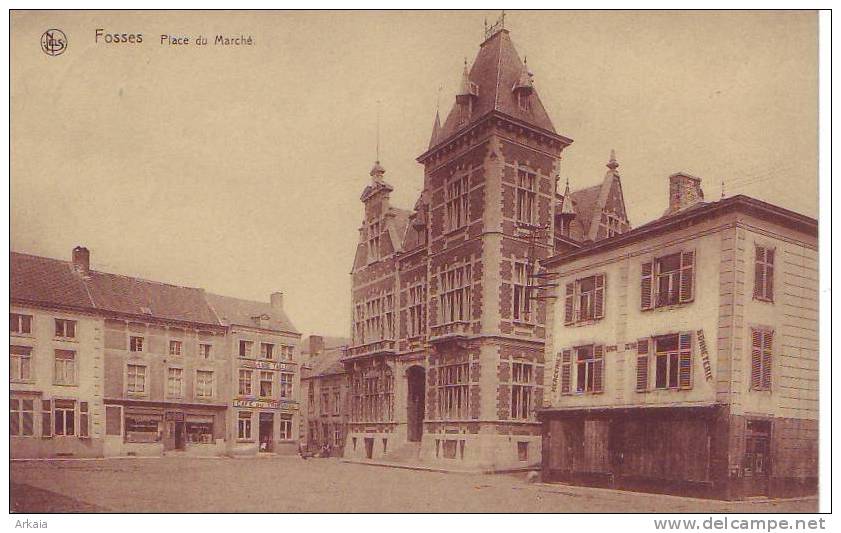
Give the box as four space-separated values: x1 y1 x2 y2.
743 419 771 496
165 412 186 451
259 412 274 452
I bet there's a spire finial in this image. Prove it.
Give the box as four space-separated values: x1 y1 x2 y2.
375 99 381 162
607 149 619 170
721 179 725 199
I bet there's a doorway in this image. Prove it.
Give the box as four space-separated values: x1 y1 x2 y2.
164 412 186 451
744 419 772 496
259 412 274 452
407 366 426 442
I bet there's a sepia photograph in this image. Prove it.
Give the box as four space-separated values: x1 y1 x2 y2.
7 6 829 524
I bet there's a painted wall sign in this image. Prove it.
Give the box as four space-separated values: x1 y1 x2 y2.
697 329 713 381
239 359 295 371
551 353 562 392
232 398 299 411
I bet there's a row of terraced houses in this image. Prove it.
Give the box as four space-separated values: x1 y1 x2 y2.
11 246 303 458
302 22 817 500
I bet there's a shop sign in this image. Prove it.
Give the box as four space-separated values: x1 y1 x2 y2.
697 329 713 381
165 411 184 421
233 399 279 409
239 360 296 372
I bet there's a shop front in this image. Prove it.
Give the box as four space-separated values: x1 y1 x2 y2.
229 398 298 456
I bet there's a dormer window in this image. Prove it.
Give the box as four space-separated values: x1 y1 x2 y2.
517 91 531 111
367 220 381 262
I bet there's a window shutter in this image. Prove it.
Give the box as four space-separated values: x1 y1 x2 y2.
636 339 650 392
762 330 773 390
766 249 775 301
594 274 605 319
679 251 695 303
564 282 575 324
560 349 572 394
754 256 765 299
641 262 653 310
678 332 693 389
593 344 605 393
750 328 763 390
41 399 52 438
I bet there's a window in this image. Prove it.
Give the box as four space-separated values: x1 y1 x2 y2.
333 425 342 447
196 370 214 398
564 274 606 324
350 369 393 423
129 336 144 352
515 169 537 225
105 405 122 436
54 399 76 436
321 390 330 415
653 333 692 390
124 411 162 443
280 414 293 440
10 313 32 334
79 402 89 438
513 262 534 322
307 382 315 413
41 400 52 437
438 362 469 419
279 372 293 398
279 345 294 361
517 91 531 111
10 345 33 382
572 345 604 394
354 304 366 344
53 350 76 385
439 262 472 323
754 246 775 302
239 340 253 358
168 340 182 356
367 220 381 262
260 343 275 360
750 329 773 391
641 251 694 309
510 362 534 419
602 212 625 238
54 319 76 339
238 369 253 396
333 388 341 415
259 371 274 398
10 398 35 436
167 367 183 398
199 343 212 360
127 364 147 393
445 174 470 231
237 411 252 440
408 284 426 337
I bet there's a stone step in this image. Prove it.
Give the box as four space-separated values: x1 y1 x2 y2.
385 441 422 463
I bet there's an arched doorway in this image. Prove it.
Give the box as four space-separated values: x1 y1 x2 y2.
406 366 426 442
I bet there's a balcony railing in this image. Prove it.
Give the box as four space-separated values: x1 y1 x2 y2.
429 321 471 342
344 338 397 359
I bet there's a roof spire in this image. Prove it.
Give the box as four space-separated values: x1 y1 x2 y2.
559 177 576 217
607 149 619 171
513 55 534 94
369 100 385 182
456 58 479 104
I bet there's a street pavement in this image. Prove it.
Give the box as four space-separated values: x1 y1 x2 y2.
10 456 818 513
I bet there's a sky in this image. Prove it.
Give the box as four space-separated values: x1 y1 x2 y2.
10 10 819 338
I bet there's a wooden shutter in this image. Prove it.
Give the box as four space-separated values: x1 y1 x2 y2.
679 251 695 303
762 330 773 390
766 249 775 301
750 328 763 390
594 274 606 319
636 339 650 392
560 349 572 394
678 332 693 389
641 261 654 310
593 344 605 393
754 247 766 299
564 282 575 324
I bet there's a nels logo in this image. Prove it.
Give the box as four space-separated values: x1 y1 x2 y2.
41 29 67 56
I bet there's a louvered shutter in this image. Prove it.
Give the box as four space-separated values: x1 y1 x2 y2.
762 330 773 390
754 256 765 299
766 249 775 301
560 349 572 395
678 332 693 389
594 274 606 319
593 344 605 393
564 282 575 324
750 328 763 390
636 339 650 392
641 262 654 310
679 251 695 303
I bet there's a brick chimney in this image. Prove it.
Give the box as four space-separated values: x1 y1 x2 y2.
665 172 704 216
308 335 324 357
72 246 90 276
270 291 284 311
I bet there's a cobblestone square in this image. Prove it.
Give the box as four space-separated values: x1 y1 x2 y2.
10 457 817 513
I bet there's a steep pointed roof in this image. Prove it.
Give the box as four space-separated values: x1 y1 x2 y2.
428 111 442 149
436 29 556 147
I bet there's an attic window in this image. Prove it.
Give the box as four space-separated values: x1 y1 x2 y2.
367 220 381 263
517 91 531 111
140 306 152 315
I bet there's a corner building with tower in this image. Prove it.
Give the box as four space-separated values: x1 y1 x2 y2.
342 23 630 471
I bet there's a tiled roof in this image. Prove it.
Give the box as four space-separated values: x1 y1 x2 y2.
205 293 299 334
436 29 556 147
304 346 347 378
10 252 93 309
